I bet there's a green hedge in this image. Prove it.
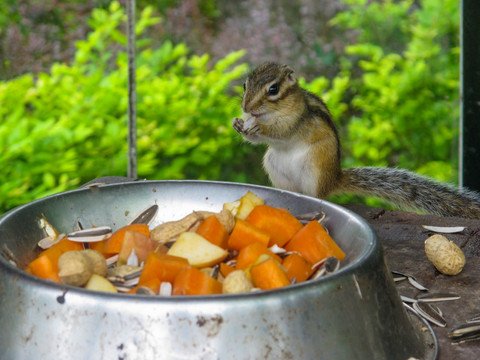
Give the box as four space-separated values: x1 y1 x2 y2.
0 2 264 213
327 0 460 207
0 0 460 213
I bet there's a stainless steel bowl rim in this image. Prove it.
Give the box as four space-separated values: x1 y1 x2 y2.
0 179 377 302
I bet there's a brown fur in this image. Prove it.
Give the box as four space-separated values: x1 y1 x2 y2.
234 62 480 219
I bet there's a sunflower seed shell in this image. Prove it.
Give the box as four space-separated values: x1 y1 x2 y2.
422 225 465 234
67 226 112 242
408 276 428 291
129 204 159 225
417 292 460 303
413 301 447 327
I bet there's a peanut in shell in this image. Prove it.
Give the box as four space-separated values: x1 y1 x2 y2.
424 234 465 275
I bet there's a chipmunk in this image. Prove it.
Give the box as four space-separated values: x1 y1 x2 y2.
232 62 480 218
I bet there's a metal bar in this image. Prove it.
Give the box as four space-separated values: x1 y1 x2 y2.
126 0 137 179
460 0 480 191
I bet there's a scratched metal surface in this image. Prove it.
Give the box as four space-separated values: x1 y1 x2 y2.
0 181 433 360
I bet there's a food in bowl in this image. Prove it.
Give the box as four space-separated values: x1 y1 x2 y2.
25 191 346 296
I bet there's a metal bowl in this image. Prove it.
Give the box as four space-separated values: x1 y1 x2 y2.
0 180 434 359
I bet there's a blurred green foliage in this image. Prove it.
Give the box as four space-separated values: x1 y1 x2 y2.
0 0 460 213
326 0 460 207
0 2 264 213
333 0 459 178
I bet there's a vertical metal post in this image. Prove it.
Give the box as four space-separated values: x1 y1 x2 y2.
460 0 480 191
126 0 137 179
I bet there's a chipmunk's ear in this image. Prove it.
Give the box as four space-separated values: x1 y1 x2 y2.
282 66 297 87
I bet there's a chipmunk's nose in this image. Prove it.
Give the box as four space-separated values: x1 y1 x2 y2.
242 98 256 114
242 90 257 113
241 97 249 113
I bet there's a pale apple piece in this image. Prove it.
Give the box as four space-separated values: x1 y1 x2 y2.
118 229 157 265
85 274 118 293
223 200 240 217
235 191 265 220
167 232 228 267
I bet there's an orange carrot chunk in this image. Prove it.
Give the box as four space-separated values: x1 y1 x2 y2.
219 262 236 278
282 253 314 283
28 252 61 283
172 267 222 296
138 252 190 286
284 221 345 264
103 223 150 255
250 257 290 290
196 215 229 249
128 277 162 295
235 242 282 270
27 237 84 283
228 219 270 251
88 239 107 255
52 237 84 254
245 205 303 247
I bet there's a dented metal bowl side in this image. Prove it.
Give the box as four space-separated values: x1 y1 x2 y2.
0 180 428 359
0 258 425 359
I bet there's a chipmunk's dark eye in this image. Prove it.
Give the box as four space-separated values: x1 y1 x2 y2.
267 84 279 96
243 82 246 91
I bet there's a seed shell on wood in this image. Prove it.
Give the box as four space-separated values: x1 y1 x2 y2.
413 301 447 327
450 332 480 344
391 270 408 282
449 323 480 337
422 225 465 234
431 304 443 318
467 314 480 323
408 276 428 291
400 295 417 304
67 226 112 242
416 292 460 303
449 323 480 344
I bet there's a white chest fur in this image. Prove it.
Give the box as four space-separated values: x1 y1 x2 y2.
263 143 318 197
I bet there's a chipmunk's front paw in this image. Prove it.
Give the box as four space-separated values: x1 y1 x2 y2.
232 117 245 134
232 117 260 136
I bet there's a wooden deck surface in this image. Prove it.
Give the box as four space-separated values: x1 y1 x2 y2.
344 204 480 360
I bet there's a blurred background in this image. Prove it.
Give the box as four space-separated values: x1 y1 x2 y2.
0 0 460 214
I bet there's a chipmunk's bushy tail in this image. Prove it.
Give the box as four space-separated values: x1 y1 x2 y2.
337 167 480 218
